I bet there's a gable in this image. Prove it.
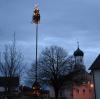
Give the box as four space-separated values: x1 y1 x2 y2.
89 54 100 70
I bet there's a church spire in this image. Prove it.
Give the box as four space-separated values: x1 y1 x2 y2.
74 42 84 68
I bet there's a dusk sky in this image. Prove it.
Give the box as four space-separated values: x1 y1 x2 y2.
0 0 100 69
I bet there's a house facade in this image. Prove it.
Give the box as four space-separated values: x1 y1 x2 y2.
89 54 100 99
0 77 19 99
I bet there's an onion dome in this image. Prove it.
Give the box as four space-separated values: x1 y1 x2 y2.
74 47 84 56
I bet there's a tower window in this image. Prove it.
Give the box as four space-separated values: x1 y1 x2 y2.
80 58 82 62
83 89 85 93
76 89 79 94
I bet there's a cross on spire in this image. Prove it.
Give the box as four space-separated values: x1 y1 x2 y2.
77 41 79 49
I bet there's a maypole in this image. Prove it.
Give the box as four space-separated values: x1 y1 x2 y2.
32 0 41 96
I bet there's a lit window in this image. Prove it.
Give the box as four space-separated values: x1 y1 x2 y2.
90 84 94 88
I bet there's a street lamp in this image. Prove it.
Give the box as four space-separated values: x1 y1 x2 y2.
32 0 41 96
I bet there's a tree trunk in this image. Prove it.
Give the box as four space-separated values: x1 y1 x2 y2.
55 89 59 99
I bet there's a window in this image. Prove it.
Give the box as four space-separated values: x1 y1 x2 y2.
76 89 79 94
83 89 85 93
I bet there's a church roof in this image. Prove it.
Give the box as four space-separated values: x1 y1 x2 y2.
74 47 84 56
65 69 91 85
89 54 100 70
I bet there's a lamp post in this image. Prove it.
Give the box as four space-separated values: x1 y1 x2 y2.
32 0 41 96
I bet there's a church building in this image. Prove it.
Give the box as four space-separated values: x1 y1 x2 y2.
46 45 94 99
72 46 94 99
89 54 100 99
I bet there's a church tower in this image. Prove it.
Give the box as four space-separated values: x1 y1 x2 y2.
73 42 85 70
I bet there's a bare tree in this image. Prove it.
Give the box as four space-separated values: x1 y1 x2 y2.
0 34 25 99
0 34 25 79
27 46 74 99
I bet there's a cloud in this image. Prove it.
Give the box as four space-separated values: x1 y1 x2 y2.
0 0 100 69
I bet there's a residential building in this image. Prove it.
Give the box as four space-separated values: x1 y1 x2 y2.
89 54 100 99
0 77 19 99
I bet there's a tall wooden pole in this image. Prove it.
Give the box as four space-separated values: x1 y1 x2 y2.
32 1 40 82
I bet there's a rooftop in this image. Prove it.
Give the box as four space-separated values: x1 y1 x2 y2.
89 54 100 70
